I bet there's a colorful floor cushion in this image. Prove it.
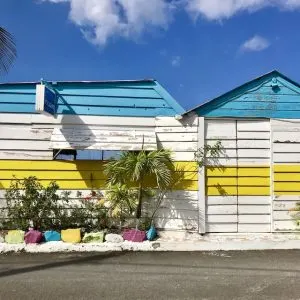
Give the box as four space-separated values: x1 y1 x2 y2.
61 229 81 243
24 229 43 244
82 232 104 243
5 230 25 244
44 231 61 242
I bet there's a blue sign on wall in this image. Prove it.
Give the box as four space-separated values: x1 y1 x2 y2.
35 84 56 116
44 87 56 115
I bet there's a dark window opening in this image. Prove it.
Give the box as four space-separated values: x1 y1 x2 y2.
53 149 121 161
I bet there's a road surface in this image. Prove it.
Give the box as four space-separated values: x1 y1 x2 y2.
0 250 299 299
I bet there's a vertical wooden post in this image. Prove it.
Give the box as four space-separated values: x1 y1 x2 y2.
270 119 274 233
198 117 206 234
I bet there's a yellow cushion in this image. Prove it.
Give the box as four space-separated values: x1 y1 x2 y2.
61 229 81 243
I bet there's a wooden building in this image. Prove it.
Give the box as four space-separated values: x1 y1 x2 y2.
1 70 300 234
0 79 199 231
188 70 300 233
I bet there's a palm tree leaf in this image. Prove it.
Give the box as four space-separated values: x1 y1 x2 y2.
0 27 16 74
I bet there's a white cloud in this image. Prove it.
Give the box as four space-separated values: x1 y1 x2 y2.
171 56 181 67
41 0 300 46
241 35 270 52
185 0 300 20
43 0 175 46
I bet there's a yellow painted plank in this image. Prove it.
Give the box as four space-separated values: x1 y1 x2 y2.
238 167 270 177
207 186 270 196
274 182 300 192
0 179 106 189
174 161 198 172
0 160 197 171
0 178 197 191
0 171 106 180
238 177 270 186
0 160 106 171
206 186 237 196
275 191 300 196
0 170 197 181
206 177 237 186
206 167 237 177
274 173 300 181
238 187 270 195
274 165 300 172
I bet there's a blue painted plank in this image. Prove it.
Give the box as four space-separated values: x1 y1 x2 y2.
201 108 300 119
0 94 169 108
231 94 300 103
0 103 176 116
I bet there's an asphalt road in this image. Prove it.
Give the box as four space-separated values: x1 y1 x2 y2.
0 250 299 300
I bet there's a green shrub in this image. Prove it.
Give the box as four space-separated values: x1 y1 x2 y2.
4 176 63 231
2 177 109 232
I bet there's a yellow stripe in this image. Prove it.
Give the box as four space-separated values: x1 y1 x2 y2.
0 160 197 191
207 177 237 186
274 165 300 172
238 187 270 195
238 167 270 177
275 191 300 195
206 167 237 177
274 182 300 192
206 186 237 196
206 186 270 196
0 179 198 190
207 166 270 177
274 173 300 181
238 177 270 186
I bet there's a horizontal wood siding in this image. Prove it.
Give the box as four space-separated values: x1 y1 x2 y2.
271 119 300 231
205 118 271 233
0 114 198 232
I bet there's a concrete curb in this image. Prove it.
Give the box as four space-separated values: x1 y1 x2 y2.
1 238 300 253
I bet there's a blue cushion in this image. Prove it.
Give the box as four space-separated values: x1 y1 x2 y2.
44 231 61 242
146 225 157 241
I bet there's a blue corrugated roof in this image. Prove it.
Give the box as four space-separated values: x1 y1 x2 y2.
185 70 300 119
0 79 184 117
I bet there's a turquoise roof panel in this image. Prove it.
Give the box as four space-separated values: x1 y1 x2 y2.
187 70 300 119
0 79 184 117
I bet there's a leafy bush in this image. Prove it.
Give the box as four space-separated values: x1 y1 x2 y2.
4 176 63 231
2 177 109 231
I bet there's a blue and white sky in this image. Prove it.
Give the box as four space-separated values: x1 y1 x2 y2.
1 0 300 109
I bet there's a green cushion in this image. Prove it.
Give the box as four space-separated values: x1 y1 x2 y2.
82 232 104 243
5 230 25 244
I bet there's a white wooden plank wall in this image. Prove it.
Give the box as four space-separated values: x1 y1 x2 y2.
237 120 271 233
0 189 199 231
0 114 199 232
0 113 157 159
205 119 238 232
155 115 198 161
205 119 271 233
272 119 300 231
155 114 199 231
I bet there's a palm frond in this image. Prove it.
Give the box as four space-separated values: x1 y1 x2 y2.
0 27 16 74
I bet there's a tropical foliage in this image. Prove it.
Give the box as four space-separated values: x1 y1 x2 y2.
194 140 224 168
2 177 109 231
0 27 16 74
104 150 175 222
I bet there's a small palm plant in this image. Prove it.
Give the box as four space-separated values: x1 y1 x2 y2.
103 183 138 221
104 150 175 227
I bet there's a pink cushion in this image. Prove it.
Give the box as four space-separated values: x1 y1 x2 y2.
123 229 146 242
24 229 43 244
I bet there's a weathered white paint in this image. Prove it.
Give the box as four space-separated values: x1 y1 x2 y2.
198 117 205 234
